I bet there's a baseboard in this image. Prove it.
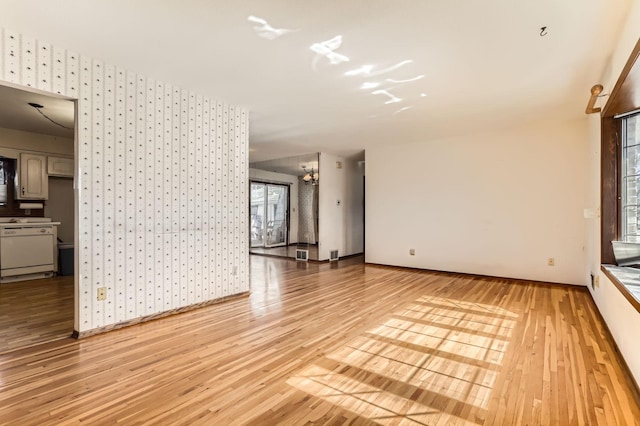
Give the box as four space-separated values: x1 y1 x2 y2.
363 262 585 288
316 252 364 263
72 291 250 339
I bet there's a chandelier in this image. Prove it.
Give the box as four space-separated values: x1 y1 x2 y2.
302 166 319 185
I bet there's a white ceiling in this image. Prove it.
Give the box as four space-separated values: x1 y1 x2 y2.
251 152 319 176
0 0 632 161
0 84 74 138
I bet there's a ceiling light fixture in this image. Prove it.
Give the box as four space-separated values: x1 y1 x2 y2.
301 165 319 185
27 102 73 130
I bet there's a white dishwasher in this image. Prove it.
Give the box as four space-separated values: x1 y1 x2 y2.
0 226 55 281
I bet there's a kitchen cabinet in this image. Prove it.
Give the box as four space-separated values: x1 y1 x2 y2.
47 156 74 178
15 153 48 200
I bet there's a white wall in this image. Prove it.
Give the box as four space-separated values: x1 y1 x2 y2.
45 177 74 243
586 0 640 386
0 127 73 157
318 152 364 261
366 119 588 285
0 28 249 333
249 168 298 244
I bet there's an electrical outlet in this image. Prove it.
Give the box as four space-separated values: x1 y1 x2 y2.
97 287 107 301
594 275 600 288
547 258 555 266
232 266 238 276
409 248 415 256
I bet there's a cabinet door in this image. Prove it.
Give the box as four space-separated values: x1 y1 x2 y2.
47 156 74 177
18 153 48 199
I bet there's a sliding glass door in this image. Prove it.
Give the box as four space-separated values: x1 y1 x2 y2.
250 182 288 248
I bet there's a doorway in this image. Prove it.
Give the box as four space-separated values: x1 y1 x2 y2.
0 82 76 354
251 182 289 248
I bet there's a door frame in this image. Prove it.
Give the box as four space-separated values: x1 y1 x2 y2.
249 179 290 249
0 80 78 332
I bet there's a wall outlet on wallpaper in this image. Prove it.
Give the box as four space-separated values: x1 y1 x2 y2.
547 258 555 267
232 266 238 276
97 287 107 301
409 248 415 256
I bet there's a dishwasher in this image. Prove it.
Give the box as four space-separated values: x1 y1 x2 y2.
0 226 55 281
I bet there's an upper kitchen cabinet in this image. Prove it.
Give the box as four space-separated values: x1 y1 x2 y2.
47 156 73 178
16 153 48 200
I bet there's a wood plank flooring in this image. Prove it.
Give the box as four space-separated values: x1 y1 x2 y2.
0 276 74 354
0 256 639 425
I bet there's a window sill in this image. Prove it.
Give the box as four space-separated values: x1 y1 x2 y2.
601 265 640 313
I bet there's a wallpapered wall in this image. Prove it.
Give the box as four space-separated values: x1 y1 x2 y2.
0 28 249 332
298 177 317 244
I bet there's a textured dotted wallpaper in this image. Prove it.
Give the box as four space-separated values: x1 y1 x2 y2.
0 28 249 332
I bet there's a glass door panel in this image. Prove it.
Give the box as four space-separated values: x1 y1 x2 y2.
251 183 265 248
266 185 288 247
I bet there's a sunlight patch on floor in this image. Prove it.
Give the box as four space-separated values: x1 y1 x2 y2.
287 294 518 425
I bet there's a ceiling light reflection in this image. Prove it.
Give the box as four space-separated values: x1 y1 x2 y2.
247 16 296 40
310 35 350 67
386 75 424 84
372 89 401 104
345 65 374 77
393 106 412 115
345 60 412 77
360 82 379 90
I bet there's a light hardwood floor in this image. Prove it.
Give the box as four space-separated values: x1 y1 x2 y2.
0 275 74 354
0 256 639 425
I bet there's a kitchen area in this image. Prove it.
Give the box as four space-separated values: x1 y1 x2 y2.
0 83 76 352
0 129 74 283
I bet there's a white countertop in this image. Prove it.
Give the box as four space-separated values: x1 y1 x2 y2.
0 222 61 228
0 218 61 228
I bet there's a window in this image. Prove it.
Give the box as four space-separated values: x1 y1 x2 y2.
621 113 640 242
600 39 640 265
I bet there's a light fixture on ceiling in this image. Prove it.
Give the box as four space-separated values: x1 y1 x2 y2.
28 102 73 130
302 165 319 185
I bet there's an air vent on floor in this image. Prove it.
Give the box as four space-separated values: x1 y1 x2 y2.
329 250 339 261
296 249 309 262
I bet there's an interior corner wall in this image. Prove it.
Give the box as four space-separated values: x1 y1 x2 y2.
365 119 588 285
249 168 299 244
586 1 640 386
0 28 249 333
318 152 364 261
